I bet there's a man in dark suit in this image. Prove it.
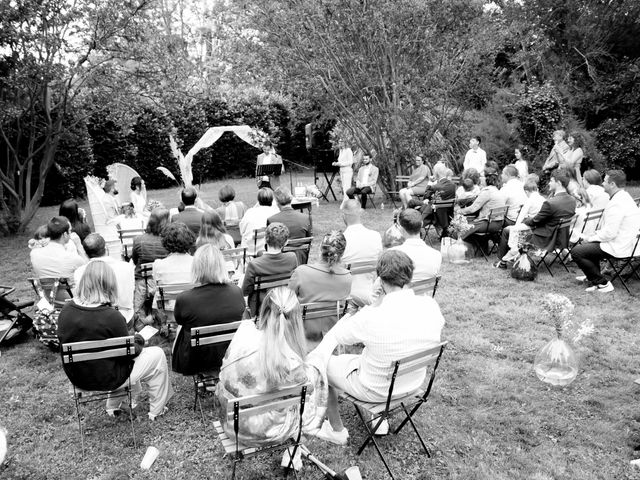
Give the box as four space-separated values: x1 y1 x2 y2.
416 164 456 237
495 169 576 267
268 187 312 264
171 187 204 235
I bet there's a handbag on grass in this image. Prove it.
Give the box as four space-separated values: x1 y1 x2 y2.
511 252 538 281
32 279 62 351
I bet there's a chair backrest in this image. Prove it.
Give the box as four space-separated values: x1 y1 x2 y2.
117 226 145 243
582 208 605 232
222 247 248 271
410 275 441 297
190 320 243 348
282 237 313 256
253 272 293 313
506 204 524 222
384 341 448 410
301 301 347 322
156 282 195 310
253 227 267 256
432 198 456 210
61 335 136 364
347 260 378 276
395 175 411 185
225 382 312 449
543 216 575 251
29 277 73 309
488 206 509 224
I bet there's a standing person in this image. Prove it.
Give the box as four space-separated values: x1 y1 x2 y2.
130 176 148 217
216 184 247 246
346 153 379 209
543 130 571 173
567 132 585 185
332 139 354 207
172 244 246 375
399 155 431 208
463 135 487 174
312 250 445 445
573 170 640 293
513 147 529 181
58 261 172 421
171 187 204 235
256 141 283 189
102 180 121 222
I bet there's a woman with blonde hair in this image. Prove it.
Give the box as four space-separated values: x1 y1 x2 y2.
57 261 172 421
215 286 327 447
289 231 352 347
172 244 246 375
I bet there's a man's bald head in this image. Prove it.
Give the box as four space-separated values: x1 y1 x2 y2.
341 199 362 226
82 233 106 259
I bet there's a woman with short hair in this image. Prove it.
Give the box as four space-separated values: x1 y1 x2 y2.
172 244 246 375
216 286 327 447
57 261 172 420
289 231 352 347
216 185 247 245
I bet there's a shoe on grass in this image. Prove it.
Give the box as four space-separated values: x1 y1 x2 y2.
492 261 507 269
575 275 587 282
315 420 349 445
585 281 614 293
148 406 169 421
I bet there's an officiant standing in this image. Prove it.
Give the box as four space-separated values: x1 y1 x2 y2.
256 141 283 189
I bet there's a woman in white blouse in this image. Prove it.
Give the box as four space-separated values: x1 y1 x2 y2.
567 132 585 186
332 139 353 207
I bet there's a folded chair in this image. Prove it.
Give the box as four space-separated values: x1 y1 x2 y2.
213 383 312 480
60 335 137 457
189 320 243 423
0 286 34 346
409 275 441 298
531 217 575 276
605 231 640 294
338 342 448 480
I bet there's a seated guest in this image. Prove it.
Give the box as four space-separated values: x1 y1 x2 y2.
569 169 610 243
131 208 170 320
499 165 527 226
215 287 327 447
573 170 640 293
30 216 86 282
240 188 279 256
495 169 576 267
242 223 298 317
268 187 312 264
216 185 247 246
102 180 121 222
152 222 196 310
129 176 148 217
58 261 172 421
455 168 481 207
458 167 506 253
172 244 246 375
495 178 545 265
59 199 91 242
289 231 352 347
346 153 379 209
196 210 234 250
421 165 456 236
312 250 445 445
399 155 431 208
392 208 441 281
171 187 204 235
112 202 145 230
73 233 135 325
341 199 383 306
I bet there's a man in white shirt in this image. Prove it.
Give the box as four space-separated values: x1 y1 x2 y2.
463 136 487 173
73 233 135 324
391 208 441 281
312 250 445 445
239 188 280 255
500 165 528 225
30 217 86 281
346 154 379 209
573 170 640 293
341 199 382 305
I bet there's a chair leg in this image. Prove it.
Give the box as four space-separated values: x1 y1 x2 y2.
400 402 430 457
608 259 632 294
126 385 137 449
353 405 395 479
75 396 85 459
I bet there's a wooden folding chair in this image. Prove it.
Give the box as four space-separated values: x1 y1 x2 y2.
605 231 640 294
254 272 293 315
252 227 267 257
0 286 34 345
530 217 575 276
189 320 243 423
410 275 441 297
291 201 313 230
222 247 248 275
338 342 448 480
29 277 73 309
421 198 455 246
117 226 145 261
565 209 603 259
224 219 242 247
139 262 154 297
301 300 347 348
386 175 411 208
60 335 137 457
347 259 378 276
469 206 509 261
282 237 313 265
363 183 379 209
213 383 312 480
156 282 195 335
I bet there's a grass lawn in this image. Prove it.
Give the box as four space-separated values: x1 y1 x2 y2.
1 176 640 479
